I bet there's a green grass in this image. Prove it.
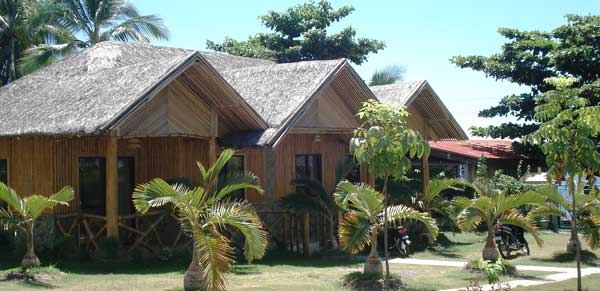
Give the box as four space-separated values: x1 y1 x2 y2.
514 274 600 291
413 230 600 267
0 231 592 290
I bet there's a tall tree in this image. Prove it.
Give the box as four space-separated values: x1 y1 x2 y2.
20 0 170 74
451 15 600 140
349 100 430 289
525 76 600 291
206 0 384 65
369 65 405 86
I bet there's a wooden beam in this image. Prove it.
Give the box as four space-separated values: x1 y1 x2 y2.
421 154 430 196
105 135 119 238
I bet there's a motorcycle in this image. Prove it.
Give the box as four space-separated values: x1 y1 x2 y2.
493 224 530 259
391 226 411 257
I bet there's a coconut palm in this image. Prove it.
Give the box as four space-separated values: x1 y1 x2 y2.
132 149 268 291
334 181 438 274
369 65 405 86
0 182 74 268
528 184 600 251
454 179 545 261
20 0 169 73
280 157 357 250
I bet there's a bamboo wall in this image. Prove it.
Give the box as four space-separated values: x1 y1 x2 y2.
0 136 209 213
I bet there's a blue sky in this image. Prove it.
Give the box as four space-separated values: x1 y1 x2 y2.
133 0 599 138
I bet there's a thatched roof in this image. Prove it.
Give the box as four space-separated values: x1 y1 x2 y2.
0 42 197 136
370 81 468 140
199 51 274 71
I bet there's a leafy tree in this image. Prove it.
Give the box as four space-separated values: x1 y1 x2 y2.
525 76 600 291
206 0 384 65
0 182 74 268
335 181 438 274
20 0 170 74
451 15 600 140
132 149 268 291
349 99 430 287
454 178 544 261
369 65 405 86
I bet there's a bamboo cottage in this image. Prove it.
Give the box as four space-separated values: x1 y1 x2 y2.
0 42 466 253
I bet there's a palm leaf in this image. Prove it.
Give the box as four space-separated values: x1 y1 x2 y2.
338 211 373 254
385 204 439 241
132 178 180 213
212 171 263 204
194 227 234 291
205 200 268 263
101 14 169 43
498 212 543 246
369 65 405 86
579 215 600 249
0 182 24 215
24 194 70 219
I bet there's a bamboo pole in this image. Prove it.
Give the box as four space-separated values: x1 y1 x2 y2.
303 212 310 257
105 135 119 238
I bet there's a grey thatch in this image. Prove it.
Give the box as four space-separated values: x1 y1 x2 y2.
369 80 425 106
199 51 274 71
0 42 197 136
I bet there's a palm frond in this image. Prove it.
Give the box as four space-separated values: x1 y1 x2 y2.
101 14 169 43
495 191 544 214
369 65 405 86
579 215 600 249
205 200 268 263
456 208 483 232
334 181 382 217
194 227 234 291
338 211 373 254
385 204 439 241
24 194 69 219
0 182 24 215
212 170 263 204
18 41 78 75
527 203 563 220
132 178 180 213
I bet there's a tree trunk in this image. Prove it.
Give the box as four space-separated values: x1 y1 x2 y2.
482 230 499 261
184 246 204 291
328 214 338 249
567 178 582 291
382 176 390 289
364 234 383 275
21 221 40 268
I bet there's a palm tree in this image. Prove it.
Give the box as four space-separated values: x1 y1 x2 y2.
369 65 405 86
280 157 357 250
528 184 600 252
334 181 438 274
20 0 169 73
0 182 74 268
415 178 466 218
454 179 545 261
132 149 268 291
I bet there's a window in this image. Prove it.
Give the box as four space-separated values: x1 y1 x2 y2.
79 157 135 215
295 155 322 193
0 159 7 185
342 155 361 183
79 158 106 214
219 155 245 200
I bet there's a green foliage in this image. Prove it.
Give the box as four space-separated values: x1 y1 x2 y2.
16 0 170 76
466 258 515 284
350 100 430 181
334 181 439 254
451 15 600 139
206 0 384 65
132 149 268 291
343 271 383 282
369 65 405 86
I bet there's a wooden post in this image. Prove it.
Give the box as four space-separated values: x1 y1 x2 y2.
105 135 119 238
303 212 310 257
421 154 430 195
208 137 218 166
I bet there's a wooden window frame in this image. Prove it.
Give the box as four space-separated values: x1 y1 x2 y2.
294 154 323 193
0 158 8 186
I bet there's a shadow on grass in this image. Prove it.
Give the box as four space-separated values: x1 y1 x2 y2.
530 250 599 266
419 233 475 259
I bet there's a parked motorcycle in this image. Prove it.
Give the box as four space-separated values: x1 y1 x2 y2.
493 224 530 259
391 226 411 257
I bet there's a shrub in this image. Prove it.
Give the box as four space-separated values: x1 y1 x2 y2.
466 258 518 280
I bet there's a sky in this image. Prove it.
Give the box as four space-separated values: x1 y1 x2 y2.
133 0 599 138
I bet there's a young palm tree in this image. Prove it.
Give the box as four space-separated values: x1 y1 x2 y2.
133 149 268 291
0 182 74 268
334 181 438 274
415 178 466 218
369 65 405 86
528 184 600 252
20 0 170 73
454 179 545 261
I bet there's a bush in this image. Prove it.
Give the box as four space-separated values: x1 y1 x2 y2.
466 258 518 281
342 271 403 291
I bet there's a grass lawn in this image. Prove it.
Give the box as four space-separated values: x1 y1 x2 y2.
514 274 600 291
0 231 593 290
413 230 600 267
